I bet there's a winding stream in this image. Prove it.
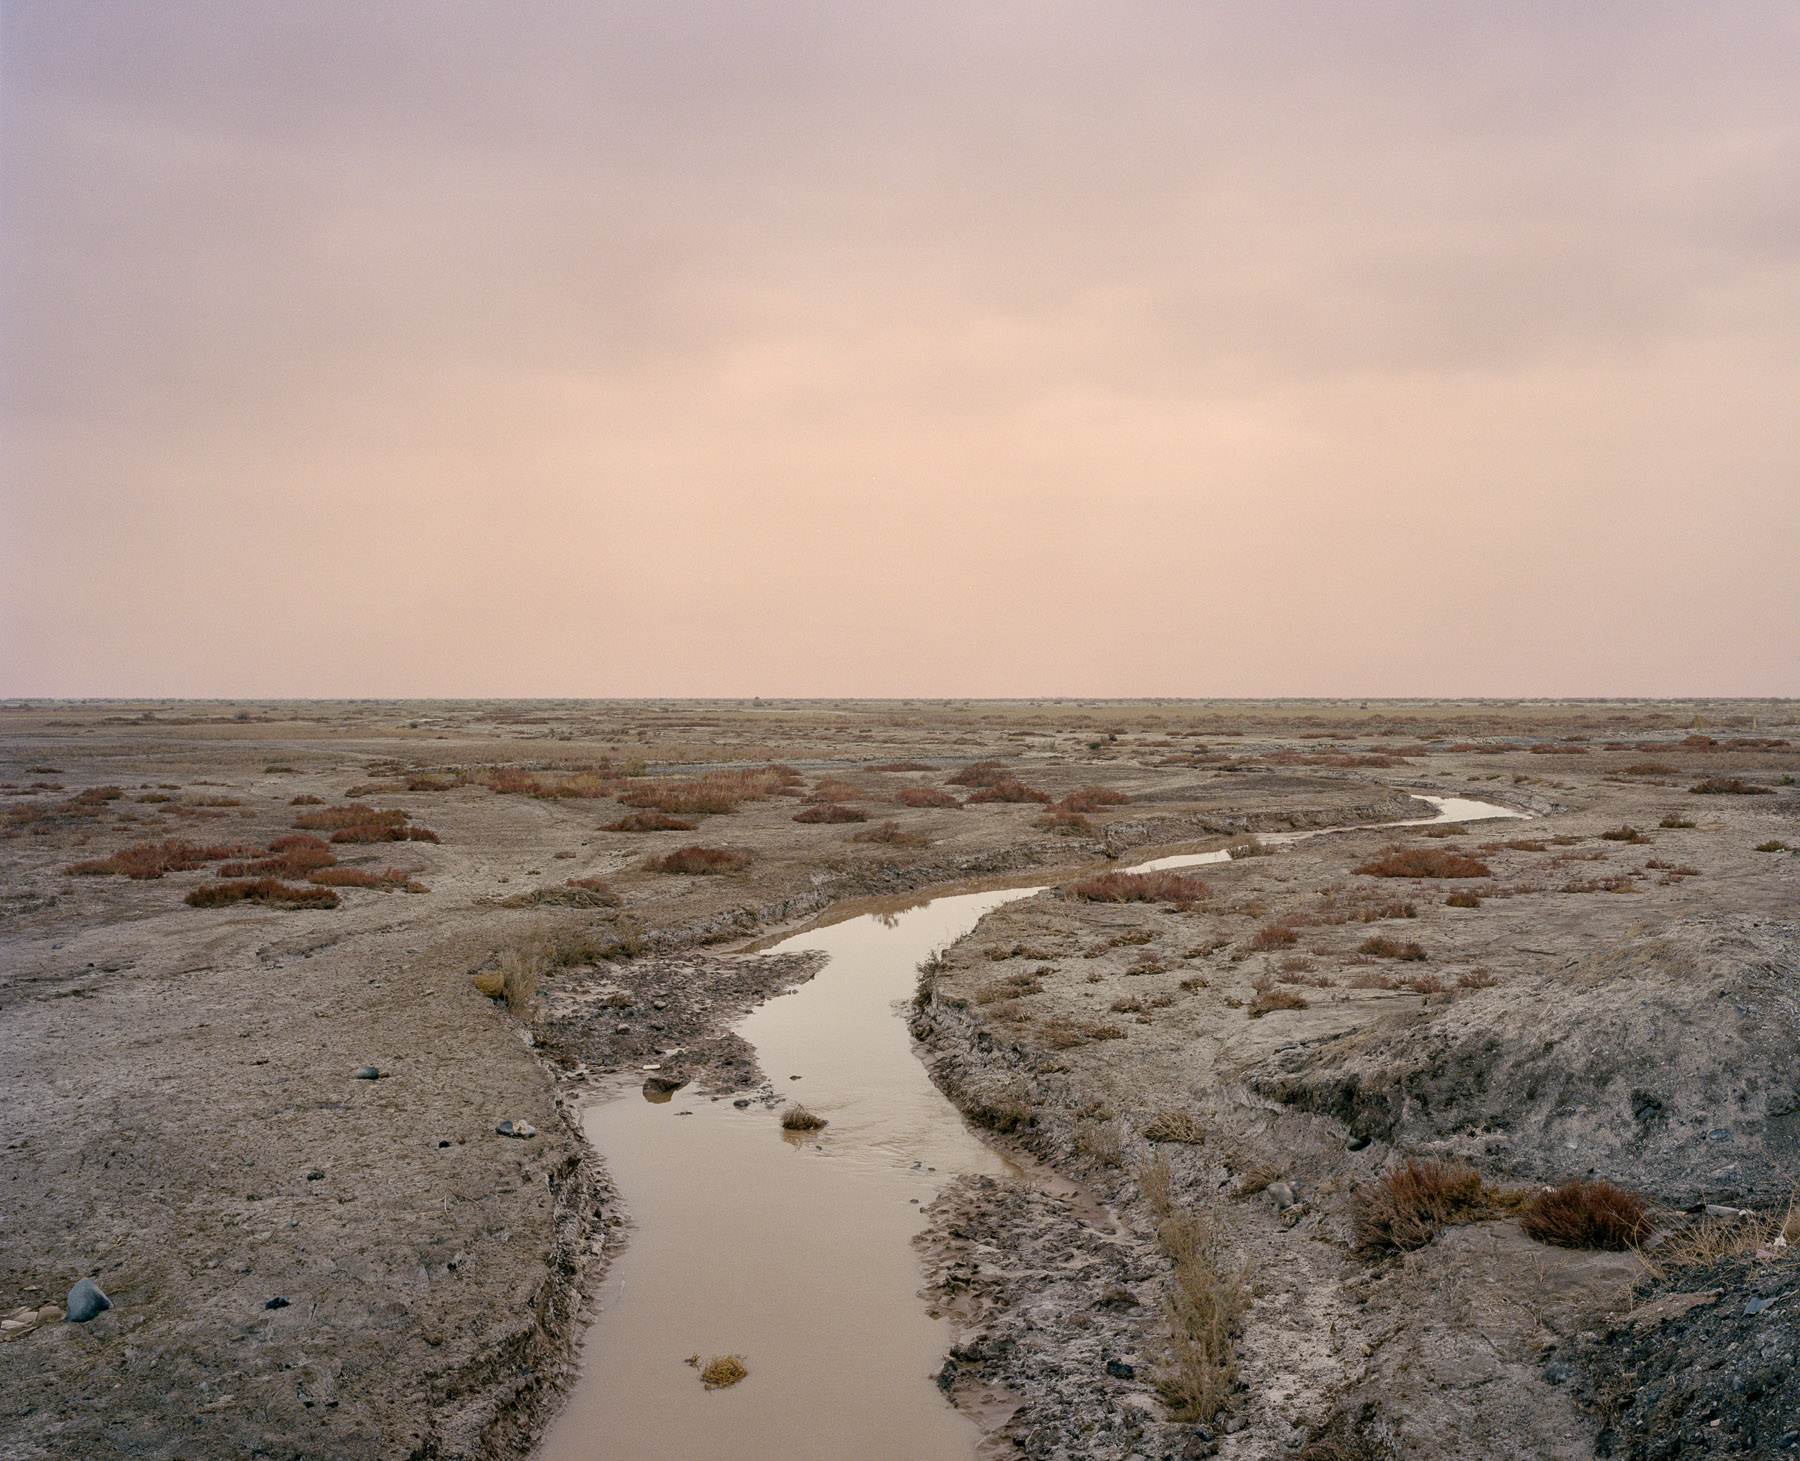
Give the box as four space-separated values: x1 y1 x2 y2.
537 794 1525 1460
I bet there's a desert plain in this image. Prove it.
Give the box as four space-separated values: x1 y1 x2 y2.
2 697 1797 1460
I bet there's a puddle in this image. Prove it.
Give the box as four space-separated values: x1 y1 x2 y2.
538 793 1528 1458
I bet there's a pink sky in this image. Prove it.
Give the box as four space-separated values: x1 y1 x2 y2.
4 2 1797 697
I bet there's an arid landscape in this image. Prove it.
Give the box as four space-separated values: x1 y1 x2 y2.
2 697 1796 1459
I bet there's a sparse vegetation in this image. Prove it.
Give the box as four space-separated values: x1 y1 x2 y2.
1355 846 1492 879
792 803 866 823
1066 871 1210 909
1690 777 1774 795
647 845 750 874
1754 839 1791 852
851 819 931 846
896 785 961 809
1600 824 1652 843
1659 813 1696 828
66 838 249 879
184 878 340 910
1357 935 1427 961
1153 1207 1246 1422
685 1353 749 1390
1352 1159 1505 1256
780 1104 828 1131
1517 1179 1651 1250
603 811 697 832
1444 890 1482 907
1248 988 1308 1017
1142 1110 1207 1145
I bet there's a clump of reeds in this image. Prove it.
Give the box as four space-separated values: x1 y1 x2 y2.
1066 871 1210 909
1517 1180 1651 1250
1351 1159 1499 1256
781 1105 827 1131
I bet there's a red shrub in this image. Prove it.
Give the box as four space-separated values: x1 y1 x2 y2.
648 845 751 874
1358 936 1427 961
1352 1160 1489 1256
897 786 961 809
852 820 931 846
1518 1180 1650 1249
307 867 418 890
1249 922 1300 949
1690 778 1774 795
294 804 407 831
966 779 1053 804
329 823 438 844
1355 846 1491 879
793 804 866 823
1066 871 1210 909
948 760 1011 787
65 839 250 879
1055 785 1131 813
604 811 698 832
185 878 340 910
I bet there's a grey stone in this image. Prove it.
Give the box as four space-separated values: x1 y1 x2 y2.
65 1278 110 1323
353 1066 379 1080
495 1120 536 1139
1104 1358 1135 1379
265 1296 289 1310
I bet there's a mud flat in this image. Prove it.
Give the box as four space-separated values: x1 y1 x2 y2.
1 699 1794 1458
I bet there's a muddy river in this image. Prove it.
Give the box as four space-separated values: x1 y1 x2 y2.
537 796 1524 1459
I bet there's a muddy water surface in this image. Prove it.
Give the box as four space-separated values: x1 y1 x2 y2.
537 889 1039 1461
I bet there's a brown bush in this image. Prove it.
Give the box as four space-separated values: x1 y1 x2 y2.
648 845 750 874
1618 761 1678 775
804 778 864 803
1352 1160 1491 1256
1518 1180 1651 1250
1456 967 1500 988
869 761 933 772
896 786 961 808
1056 785 1131 813
792 803 866 823
781 1105 828 1131
294 804 407 831
184 878 340 910
1659 814 1695 828
618 766 794 815
1691 777 1774 795
1034 808 1092 834
852 820 930 846
329 823 439 844
485 767 538 794
604 811 697 832
947 760 1011 787
1249 922 1300 949
1066 871 1210 909
1600 825 1652 843
1358 936 1427 961
966 778 1053 804
307 867 421 891
1355 846 1491 879
65 839 250 879
1248 988 1308 1017
1444 890 1482 908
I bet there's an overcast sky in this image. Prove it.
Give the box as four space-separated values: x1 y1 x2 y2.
4 1 1797 697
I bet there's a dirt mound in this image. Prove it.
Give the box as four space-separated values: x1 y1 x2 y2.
1246 915 1800 1206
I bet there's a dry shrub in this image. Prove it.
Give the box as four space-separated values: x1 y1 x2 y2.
1530 742 1588 754
308 867 422 891
1691 777 1774 795
184 878 340 910
947 760 1011 787
604 811 697 832
792 803 866 824
1076 1120 1124 1166
1056 785 1131 813
1358 936 1427 961
1456 967 1500 988
1143 1111 1207 1145
1249 922 1300 950
1034 808 1092 834
1648 1201 1800 1274
290 794 323 805
851 819 930 846
1154 1208 1246 1422
497 941 547 1013
330 822 438 844
1600 825 1652 843
1352 1160 1493 1256
1444 890 1482 908
1355 846 1491 879
695 1354 748 1390
781 1104 828 1131
896 786 960 809
1401 974 1447 994
485 767 538 794
66 839 250 879
1067 871 1210 909
966 778 1053 804
1619 761 1678 775
619 766 793 815
1040 1017 1126 1049
294 804 406 831
1755 839 1793 853
1248 988 1308 1017
1659 814 1696 828
870 761 933 772
648 844 750 875
1517 1179 1650 1249
804 778 864 803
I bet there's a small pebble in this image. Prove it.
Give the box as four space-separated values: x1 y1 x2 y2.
353 1066 379 1080
265 1296 289 1310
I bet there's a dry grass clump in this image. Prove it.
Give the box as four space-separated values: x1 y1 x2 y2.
1691 777 1774 795
1456 967 1500 988
1248 921 1300 950
1659 813 1696 828
686 1353 749 1390
1248 988 1308 1017
947 760 1012 787
306 866 423 891
870 761 933 772
1154 1208 1246 1422
604 811 697 832
293 804 406 831
219 833 338 879
331 822 438 844
1517 1179 1651 1250
647 844 750 874
896 785 961 809
184 878 340 910
1352 1160 1499 1256
496 940 548 1013
1066 871 1210 909
1618 761 1679 775
1055 785 1131 813
496 881 621 909
792 803 866 823
966 778 1053 804
804 778 864 803
1040 1016 1126 1049
1357 936 1427 961
1646 1200 1800 1275
1444 890 1482 908
781 1105 828 1131
1142 1110 1207 1145
1600 824 1652 843
66 838 250 879
620 765 798 815
1755 839 1793 853
850 819 931 846
1355 846 1491 879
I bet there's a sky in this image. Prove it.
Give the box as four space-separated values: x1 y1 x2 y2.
3 1 1797 699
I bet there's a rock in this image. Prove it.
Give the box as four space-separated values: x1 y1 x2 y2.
306 1169 325 1181
65 1278 110 1323
353 1066 379 1080
1268 1180 1299 1210
1104 1358 1136 1379
1347 1134 1371 1151
614 1024 631 1035
733 1098 752 1109
495 1120 537 1139
265 1296 289 1310
642 1074 688 1096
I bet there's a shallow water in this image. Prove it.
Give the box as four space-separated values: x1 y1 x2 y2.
538 793 1529 1458
536 889 1038 1461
